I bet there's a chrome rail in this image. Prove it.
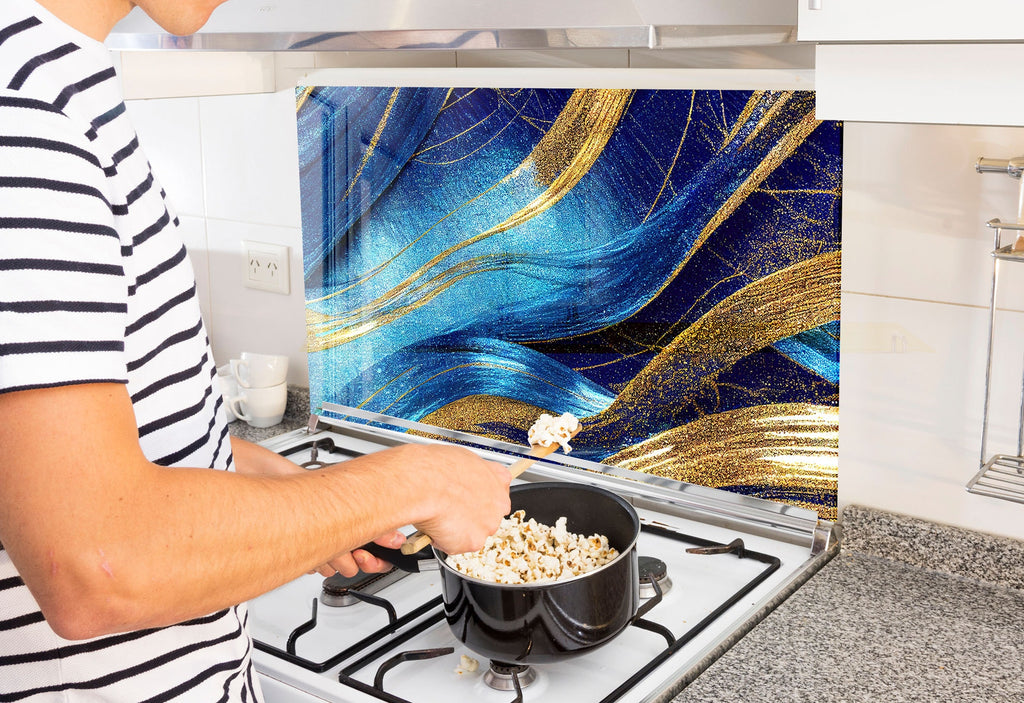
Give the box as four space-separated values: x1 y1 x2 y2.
106 25 800 52
314 403 834 555
967 454 1024 506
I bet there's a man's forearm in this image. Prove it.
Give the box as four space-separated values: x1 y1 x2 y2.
8 441 426 638
231 434 304 476
81 448 427 636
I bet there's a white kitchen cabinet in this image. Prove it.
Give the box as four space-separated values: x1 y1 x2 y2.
813 43 1024 126
802 0 1024 126
800 0 1024 126
798 0 1024 42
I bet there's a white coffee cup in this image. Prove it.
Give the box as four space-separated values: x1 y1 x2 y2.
227 382 288 428
216 364 239 421
231 352 288 389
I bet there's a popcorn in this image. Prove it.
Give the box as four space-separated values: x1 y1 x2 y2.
527 412 580 452
445 510 618 584
454 654 479 675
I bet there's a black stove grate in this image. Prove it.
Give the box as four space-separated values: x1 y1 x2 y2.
253 524 781 702
254 595 443 676
277 436 362 466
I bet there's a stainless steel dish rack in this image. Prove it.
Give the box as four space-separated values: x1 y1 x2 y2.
968 156 1024 504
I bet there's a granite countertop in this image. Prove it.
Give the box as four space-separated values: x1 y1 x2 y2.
672 505 1024 702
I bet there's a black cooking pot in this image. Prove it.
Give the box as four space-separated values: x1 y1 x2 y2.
364 482 648 664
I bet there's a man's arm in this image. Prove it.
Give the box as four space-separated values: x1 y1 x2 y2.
229 435 404 577
0 383 511 640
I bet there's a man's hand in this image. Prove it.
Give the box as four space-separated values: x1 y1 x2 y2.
229 435 513 567
401 445 512 556
315 530 406 578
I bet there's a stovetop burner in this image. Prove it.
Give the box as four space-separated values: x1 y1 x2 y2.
638 555 673 599
278 437 358 469
254 522 784 703
484 661 538 692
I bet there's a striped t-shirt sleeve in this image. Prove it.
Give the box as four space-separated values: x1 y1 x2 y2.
0 95 129 393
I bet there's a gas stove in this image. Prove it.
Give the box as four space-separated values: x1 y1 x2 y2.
248 406 836 703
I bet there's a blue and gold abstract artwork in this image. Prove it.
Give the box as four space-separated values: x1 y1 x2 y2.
296 86 841 520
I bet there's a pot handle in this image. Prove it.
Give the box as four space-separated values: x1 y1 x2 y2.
359 542 437 573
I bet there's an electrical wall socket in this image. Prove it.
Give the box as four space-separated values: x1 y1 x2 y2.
242 241 290 295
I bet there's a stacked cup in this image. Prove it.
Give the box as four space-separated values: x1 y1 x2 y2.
224 352 289 428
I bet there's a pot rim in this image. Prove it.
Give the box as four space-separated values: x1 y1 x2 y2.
433 482 640 589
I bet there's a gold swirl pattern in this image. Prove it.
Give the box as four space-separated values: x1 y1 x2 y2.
525 89 635 187
646 92 820 306
296 86 314 112
416 394 838 521
342 87 400 203
590 249 840 436
607 402 838 521
419 395 551 441
305 89 634 352
413 250 840 518
308 255 513 350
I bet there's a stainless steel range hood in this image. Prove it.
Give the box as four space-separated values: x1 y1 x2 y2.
106 0 797 52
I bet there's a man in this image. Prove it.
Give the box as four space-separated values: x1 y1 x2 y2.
0 0 512 699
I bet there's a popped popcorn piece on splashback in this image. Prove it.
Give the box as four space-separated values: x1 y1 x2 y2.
527 412 580 452
445 510 618 584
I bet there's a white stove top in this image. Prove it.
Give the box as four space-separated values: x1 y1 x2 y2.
249 418 834 703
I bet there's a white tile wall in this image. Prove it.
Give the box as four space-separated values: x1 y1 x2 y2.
455 49 629 69
204 219 307 382
124 97 205 217
198 91 303 228
276 51 457 89
126 85 308 387
175 215 212 328
842 121 1024 540
839 293 1024 538
123 52 1024 539
628 45 815 70
842 122 1024 309
120 51 276 99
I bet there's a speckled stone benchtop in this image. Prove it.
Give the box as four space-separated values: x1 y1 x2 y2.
839 504 1024 591
671 504 1024 702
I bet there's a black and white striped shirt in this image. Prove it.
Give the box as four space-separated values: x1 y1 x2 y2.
0 0 260 699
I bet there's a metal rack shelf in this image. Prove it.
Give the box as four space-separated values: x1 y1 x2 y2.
967 454 1024 505
970 162 1024 504
993 243 1024 263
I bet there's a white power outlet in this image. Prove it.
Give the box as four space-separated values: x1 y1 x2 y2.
242 241 290 295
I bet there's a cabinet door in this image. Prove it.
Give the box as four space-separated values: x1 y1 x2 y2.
814 43 1024 126
799 0 1024 42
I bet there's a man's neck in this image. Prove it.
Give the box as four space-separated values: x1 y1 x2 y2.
34 0 134 41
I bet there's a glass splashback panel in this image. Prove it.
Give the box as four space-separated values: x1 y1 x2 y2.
297 84 841 519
